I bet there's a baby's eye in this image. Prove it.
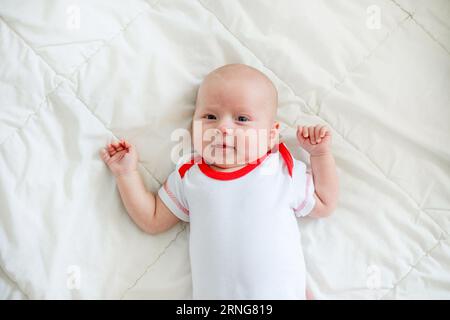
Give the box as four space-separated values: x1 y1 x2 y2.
237 116 249 122
205 114 216 120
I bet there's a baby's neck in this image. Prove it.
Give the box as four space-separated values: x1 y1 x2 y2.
209 163 247 172
202 144 276 172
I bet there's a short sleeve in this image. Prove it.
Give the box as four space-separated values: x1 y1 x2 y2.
158 166 190 222
291 159 316 217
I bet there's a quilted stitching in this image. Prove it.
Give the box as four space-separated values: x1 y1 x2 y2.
0 0 448 299
198 0 448 296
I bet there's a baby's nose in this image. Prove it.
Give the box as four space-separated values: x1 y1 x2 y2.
218 123 233 135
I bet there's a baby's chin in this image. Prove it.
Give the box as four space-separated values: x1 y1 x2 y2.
202 150 243 167
200 146 267 167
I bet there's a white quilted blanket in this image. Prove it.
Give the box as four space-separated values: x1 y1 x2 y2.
0 0 449 299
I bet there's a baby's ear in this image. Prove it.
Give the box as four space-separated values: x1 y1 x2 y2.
271 121 280 133
269 121 280 143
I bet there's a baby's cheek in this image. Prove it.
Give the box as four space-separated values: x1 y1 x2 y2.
192 132 203 154
235 130 269 162
192 126 213 154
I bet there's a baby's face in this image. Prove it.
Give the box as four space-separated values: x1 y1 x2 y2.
192 64 279 168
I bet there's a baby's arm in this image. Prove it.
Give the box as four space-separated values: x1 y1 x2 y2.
115 171 180 234
100 140 181 234
297 125 339 218
309 152 339 217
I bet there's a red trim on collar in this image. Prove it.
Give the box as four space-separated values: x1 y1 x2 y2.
178 155 201 178
278 142 293 177
198 151 271 181
178 162 195 178
177 143 294 180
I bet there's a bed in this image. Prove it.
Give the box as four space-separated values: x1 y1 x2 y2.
0 0 449 299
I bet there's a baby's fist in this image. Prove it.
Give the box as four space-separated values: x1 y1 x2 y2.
297 125 331 156
100 139 138 177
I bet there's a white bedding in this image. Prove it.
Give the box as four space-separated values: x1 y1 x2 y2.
0 0 449 299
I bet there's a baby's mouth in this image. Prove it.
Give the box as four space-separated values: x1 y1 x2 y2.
212 143 235 150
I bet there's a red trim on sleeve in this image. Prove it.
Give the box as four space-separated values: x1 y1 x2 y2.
163 181 189 215
294 172 312 213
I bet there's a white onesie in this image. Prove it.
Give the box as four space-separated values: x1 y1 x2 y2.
158 142 316 299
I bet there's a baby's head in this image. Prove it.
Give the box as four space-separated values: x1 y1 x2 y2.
192 64 279 168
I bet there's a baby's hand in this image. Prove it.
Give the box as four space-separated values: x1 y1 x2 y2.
297 125 332 156
100 139 138 177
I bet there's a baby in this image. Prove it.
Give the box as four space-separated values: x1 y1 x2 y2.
100 64 339 299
